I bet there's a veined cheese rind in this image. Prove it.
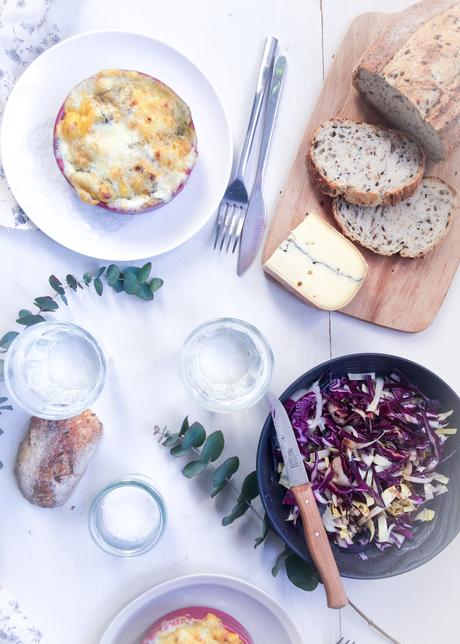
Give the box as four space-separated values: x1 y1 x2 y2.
54 69 197 213
263 212 368 311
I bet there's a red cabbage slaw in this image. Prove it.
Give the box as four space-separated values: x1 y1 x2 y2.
278 371 456 554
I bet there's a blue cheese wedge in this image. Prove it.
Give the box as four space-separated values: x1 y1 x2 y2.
263 212 368 310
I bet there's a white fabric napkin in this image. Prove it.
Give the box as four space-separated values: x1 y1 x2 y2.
0 587 48 643
0 0 60 230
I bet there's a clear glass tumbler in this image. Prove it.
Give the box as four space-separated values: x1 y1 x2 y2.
181 317 274 413
4 321 107 419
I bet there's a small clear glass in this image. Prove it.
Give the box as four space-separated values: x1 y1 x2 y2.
88 475 167 557
181 317 274 413
4 321 107 419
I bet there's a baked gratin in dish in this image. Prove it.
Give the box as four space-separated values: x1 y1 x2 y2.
53 69 198 213
142 609 251 644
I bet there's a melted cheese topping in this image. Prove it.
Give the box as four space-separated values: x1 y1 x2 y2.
146 613 243 644
54 69 197 212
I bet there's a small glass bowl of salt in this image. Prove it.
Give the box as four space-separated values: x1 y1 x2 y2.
88 475 167 556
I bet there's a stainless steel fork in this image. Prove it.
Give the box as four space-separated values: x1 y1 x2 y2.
213 36 277 252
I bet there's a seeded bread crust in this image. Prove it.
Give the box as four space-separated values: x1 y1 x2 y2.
353 0 460 161
306 119 425 207
332 177 456 258
15 410 103 508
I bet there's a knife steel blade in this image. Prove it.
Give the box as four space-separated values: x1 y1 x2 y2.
267 391 308 488
237 56 286 275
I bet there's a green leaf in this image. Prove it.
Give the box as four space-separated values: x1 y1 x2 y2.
106 265 121 286
123 267 140 277
0 397 7 404
0 360 4 381
60 293 68 306
0 331 19 350
254 514 270 548
179 417 189 437
182 459 208 478
272 548 290 577
66 275 78 291
94 278 103 296
95 266 106 279
49 275 65 295
16 314 46 326
112 278 124 293
18 309 33 319
170 421 206 456
211 456 239 497
34 296 59 312
285 553 320 591
0 404 13 411
149 277 164 293
200 430 224 464
222 501 249 526
123 271 139 295
136 283 154 301
83 272 92 285
162 432 179 447
138 262 151 283
237 471 259 504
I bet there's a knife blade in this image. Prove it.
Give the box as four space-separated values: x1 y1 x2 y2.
268 392 348 609
237 56 286 275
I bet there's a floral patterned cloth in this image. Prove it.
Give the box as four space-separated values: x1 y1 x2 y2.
0 587 47 643
0 0 60 229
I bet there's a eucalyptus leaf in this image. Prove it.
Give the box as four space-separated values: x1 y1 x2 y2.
271 548 290 577
179 417 189 437
112 278 124 293
95 266 106 279
210 483 226 498
83 272 92 285
162 432 179 447
49 275 64 295
169 445 191 457
222 501 248 526
94 278 103 296
285 553 320 591
237 471 259 504
149 277 164 293
123 267 140 277
34 296 58 312
254 514 269 548
0 360 4 381
136 283 154 301
18 309 33 319
106 265 121 286
0 405 13 411
212 456 239 492
182 422 206 449
123 272 139 295
60 293 68 306
138 262 151 283
66 275 78 291
200 430 224 463
16 314 46 326
0 331 19 350
0 397 7 405
182 459 208 478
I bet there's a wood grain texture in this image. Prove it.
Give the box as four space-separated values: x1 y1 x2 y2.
262 11 460 332
292 483 348 609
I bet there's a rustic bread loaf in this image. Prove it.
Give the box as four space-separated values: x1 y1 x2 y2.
353 0 460 162
306 119 425 207
332 177 456 258
15 410 103 508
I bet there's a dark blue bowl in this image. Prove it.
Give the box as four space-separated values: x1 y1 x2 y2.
256 353 460 579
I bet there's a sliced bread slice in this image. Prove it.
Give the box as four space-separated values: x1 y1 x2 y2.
332 177 456 258
306 119 426 207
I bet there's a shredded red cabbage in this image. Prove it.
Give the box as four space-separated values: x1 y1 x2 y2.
278 371 456 554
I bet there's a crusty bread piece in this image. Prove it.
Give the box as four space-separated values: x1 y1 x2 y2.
306 119 425 207
353 0 460 162
332 177 456 258
15 410 102 508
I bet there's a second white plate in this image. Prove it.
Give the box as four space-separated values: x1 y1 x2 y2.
99 573 303 644
1 30 232 261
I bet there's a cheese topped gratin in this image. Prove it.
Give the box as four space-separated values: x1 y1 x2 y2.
143 613 243 644
54 69 197 212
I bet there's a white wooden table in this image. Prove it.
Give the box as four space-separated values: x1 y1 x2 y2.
1 1 459 643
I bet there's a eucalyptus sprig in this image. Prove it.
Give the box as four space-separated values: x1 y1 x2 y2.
155 417 320 592
0 262 164 468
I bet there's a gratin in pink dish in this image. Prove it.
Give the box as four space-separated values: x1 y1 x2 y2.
141 606 253 643
53 69 198 214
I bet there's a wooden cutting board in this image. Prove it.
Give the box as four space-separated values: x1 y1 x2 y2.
262 11 460 333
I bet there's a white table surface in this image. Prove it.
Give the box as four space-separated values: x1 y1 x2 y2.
1 1 459 643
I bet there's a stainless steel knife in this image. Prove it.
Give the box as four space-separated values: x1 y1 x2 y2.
237 55 287 275
267 392 348 609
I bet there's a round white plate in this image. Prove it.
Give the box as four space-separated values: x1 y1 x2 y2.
1 31 232 261
99 574 302 644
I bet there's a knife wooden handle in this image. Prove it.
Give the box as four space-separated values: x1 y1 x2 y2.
293 483 348 609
